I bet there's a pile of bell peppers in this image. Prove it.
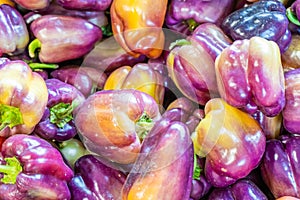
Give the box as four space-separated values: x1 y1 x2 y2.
1 0 300 199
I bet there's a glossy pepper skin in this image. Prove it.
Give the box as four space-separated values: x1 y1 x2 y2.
104 63 165 105
165 0 235 35
34 79 85 142
222 0 292 53
13 0 50 10
122 108 193 200
0 134 73 200
0 58 48 137
283 69 300 134
110 0 168 59
69 154 127 200
57 0 112 11
260 134 300 198
208 179 268 200
0 4 29 56
167 36 219 105
29 15 102 63
215 36 285 117
74 89 161 164
192 98 266 188
282 35 300 70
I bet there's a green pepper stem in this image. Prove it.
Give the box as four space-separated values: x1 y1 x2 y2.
28 38 42 58
287 7 300 26
169 39 192 50
135 112 154 141
0 104 23 131
50 102 74 128
28 62 59 70
0 157 22 184
193 153 201 180
101 24 113 37
186 19 199 32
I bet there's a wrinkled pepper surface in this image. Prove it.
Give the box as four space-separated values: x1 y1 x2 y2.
110 0 168 59
208 179 268 200
57 0 112 11
0 4 29 56
122 108 193 200
283 68 300 134
0 58 48 137
34 78 85 142
222 0 291 53
260 134 300 198
69 154 127 200
74 89 161 164
165 0 235 35
0 134 73 200
104 63 165 105
167 36 219 105
215 36 285 117
192 98 266 187
29 15 102 63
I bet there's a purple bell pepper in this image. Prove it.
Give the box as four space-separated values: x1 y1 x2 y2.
221 0 292 53
0 4 29 56
208 179 268 200
29 14 102 63
57 0 112 11
122 108 194 200
69 154 127 200
165 0 235 35
260 134 300 198
0 134 73 200
34 78 85 142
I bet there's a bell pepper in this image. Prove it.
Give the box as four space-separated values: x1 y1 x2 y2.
167 35 220 105
192 98 266 187
282 69 300 134
282 34 300 70
69 154 127 199
215 36 285 117
81 36 146 72
0 58 48 137
0 4 29 56
74 89 161 164
208 179 268 200
34 78 85 142
0 0 14 6
13 0 50 10
260 134 300 198
165 0 235 35
287 0 300 27
222 0 292 53
0 134 73 200
57 0 112 11
189 23 233 61
110 0 168 59
50 65 107 97
122 108 194 200
104 63 165 105
29 14 102 63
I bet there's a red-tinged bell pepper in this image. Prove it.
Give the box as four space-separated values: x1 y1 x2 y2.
167 36 220 105
0 58 48 137
104 63 165 105
29 15 102 63
74 89 161 164
110 0 168 59
122 108 194 200
192 98 266 188
13 0 50 10
0 4 29 56
215 36 285 117
0 134 74 200
57 0 112 11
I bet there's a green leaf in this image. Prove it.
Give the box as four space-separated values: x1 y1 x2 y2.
50 102 74 128
0 157 23 184
0 104 24 131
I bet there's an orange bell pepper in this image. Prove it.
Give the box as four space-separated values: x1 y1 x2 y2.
0 0 14 6
110 0 168 59
104 63 165 105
